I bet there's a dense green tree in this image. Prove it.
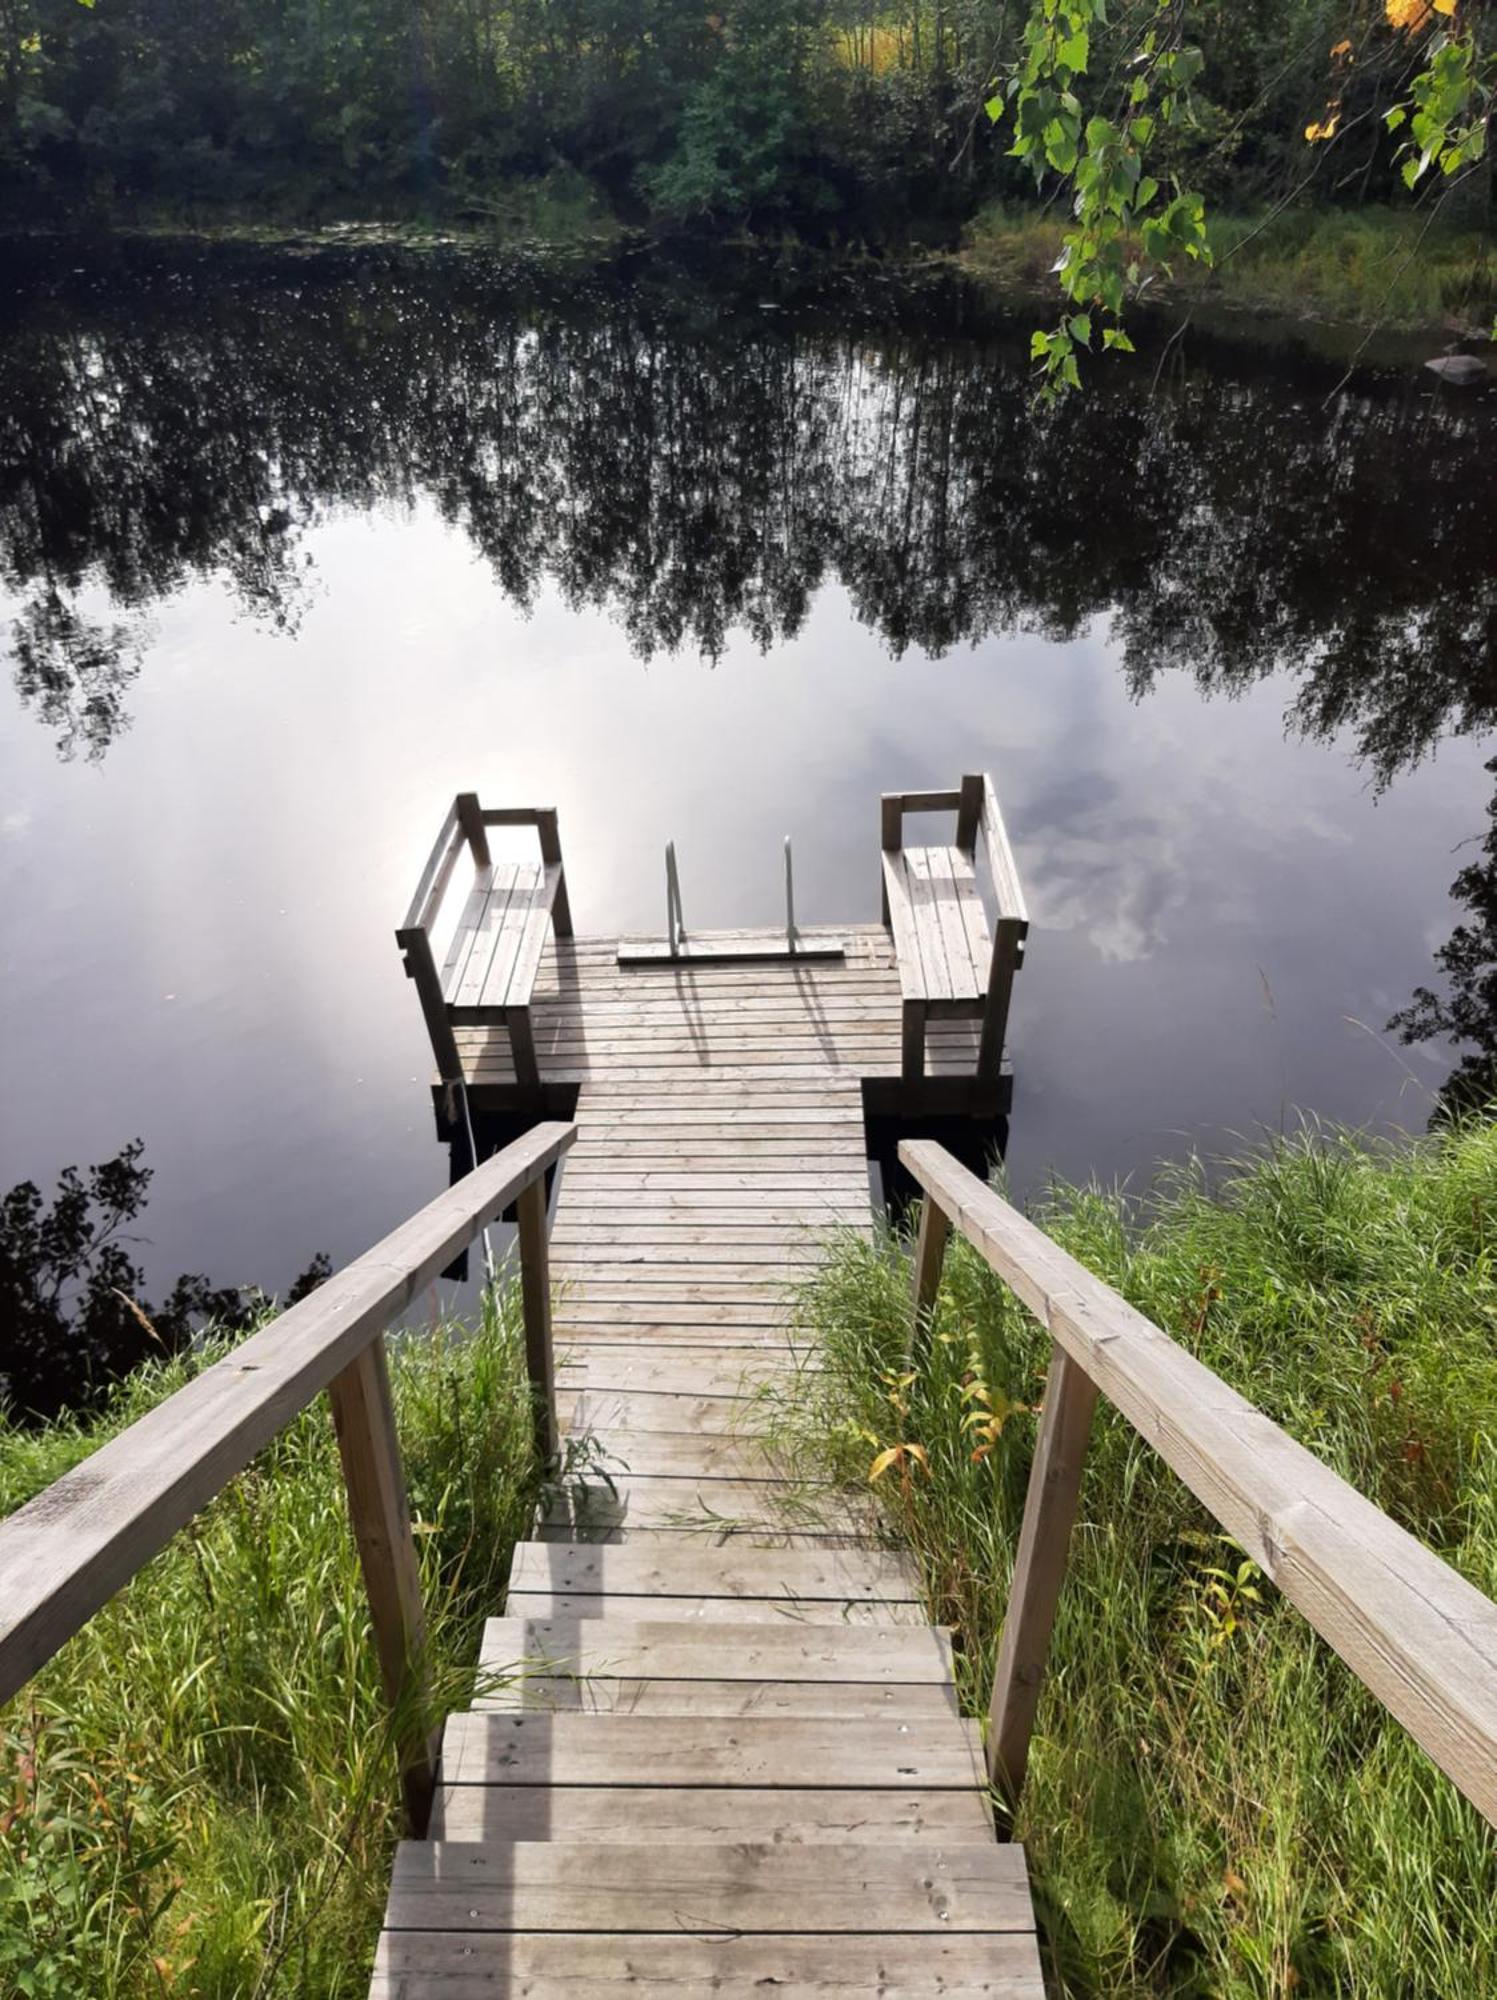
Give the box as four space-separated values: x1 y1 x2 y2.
3 0 1489 235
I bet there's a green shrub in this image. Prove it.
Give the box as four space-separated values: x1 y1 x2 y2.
774 1118 1497 1997
0 1286 540 1998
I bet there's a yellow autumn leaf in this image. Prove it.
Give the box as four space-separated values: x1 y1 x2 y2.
1385 0 1455 29
868 1445 902 1482
1330 37 1353 57
1305 108 1341 142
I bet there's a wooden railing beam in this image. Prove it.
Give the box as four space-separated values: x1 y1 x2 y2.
0 1121 576 1711
898 1139 1497 1830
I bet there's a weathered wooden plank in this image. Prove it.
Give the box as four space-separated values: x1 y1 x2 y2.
476 1677 960 1718
899 1139 1497 1828
926 847 985 1000
446 864 520 1009
554 1356 815 1397
539 1479 843 1535
562 1172 869 1192
980 771 1029 923
402 800 465 932
384 1839 1027 1934
0 1124 577 1708
327 1337 438 1830
476 865 546 1013
430 1783 989 1843
477 1615 952 1684
547 1432 784 1479
506 1541 920 1603
900 847 946 1002
561 1390 770 1438
501 1591 929 1628
441 1710 984 1788
533 1522 885 1550
986 1346 1098 1803
369 1930 1043 1997
556 1304 800 1320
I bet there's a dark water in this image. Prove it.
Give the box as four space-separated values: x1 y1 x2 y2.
2 238 1495 1302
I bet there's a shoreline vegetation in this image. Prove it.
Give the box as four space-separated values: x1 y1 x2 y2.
6 198 1490 354
0 1289 541 1999
767 1114 1497 1998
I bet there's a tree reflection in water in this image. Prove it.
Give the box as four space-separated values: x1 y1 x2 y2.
2 239 1494 1087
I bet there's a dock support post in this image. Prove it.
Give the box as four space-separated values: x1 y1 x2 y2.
327 1339 439 1835
986 1345 1098 1807
507 1006 540 1090
397 927 463 1084
516 1176 558 1466
900 999 926 1084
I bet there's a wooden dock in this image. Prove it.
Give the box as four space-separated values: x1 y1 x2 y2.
6 781 1496 2000
375 795 1044 1992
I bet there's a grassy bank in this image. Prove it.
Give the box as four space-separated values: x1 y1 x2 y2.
771 1118 1497 1997
0 1287 541 1999
962 201 1497 336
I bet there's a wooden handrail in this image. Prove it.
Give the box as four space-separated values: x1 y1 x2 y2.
898 1140 1497 1826
0 1119 576 1829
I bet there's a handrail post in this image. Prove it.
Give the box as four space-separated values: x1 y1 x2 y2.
986 1343 1098 1808
784 835 796 955
327 1337 439 1834
909 1195 950 1363
516 1176 558 1465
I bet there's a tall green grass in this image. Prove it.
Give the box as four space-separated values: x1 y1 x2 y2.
0 1286 541 1999
962 201 1497 331
771 1118 1497 1998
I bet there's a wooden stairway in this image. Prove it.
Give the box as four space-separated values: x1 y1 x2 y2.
368 1072 1045 1995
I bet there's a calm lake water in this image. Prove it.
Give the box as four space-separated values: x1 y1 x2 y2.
2 237 1495 1304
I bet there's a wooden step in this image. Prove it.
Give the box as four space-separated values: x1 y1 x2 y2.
503 1590 929 1627
507 1540 921 1604
429 1783 992 1844
382 1838 1033 1935
539 1478 853 1536
533 1522 885 1548
440 1711 984 1788
555 1430 787 1479
476 1614 952 1684
475 1677 960 1718
372 1929 1043 1996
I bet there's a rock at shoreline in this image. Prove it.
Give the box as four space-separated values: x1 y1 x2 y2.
1424 352 1489 386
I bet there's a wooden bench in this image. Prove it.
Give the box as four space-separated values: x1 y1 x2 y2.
397 794 572 1088
880 771 1027 1083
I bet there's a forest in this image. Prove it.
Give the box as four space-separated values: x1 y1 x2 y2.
1 0 1492 242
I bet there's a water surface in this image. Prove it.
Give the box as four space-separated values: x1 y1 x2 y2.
2 240 1493 1300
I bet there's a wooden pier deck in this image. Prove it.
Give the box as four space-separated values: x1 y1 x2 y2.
370 905 1045 1991
449 925 1002 1114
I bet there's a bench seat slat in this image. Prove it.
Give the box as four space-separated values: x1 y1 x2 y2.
882 848 988 1007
